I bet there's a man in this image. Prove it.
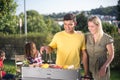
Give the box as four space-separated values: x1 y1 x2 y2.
40 13 88 76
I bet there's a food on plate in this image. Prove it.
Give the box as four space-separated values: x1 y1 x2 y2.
41 64 49 68
49 64 62 69
40 64 74 69
63 65 69 69
63 65 74 69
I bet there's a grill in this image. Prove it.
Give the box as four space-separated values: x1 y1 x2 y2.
22 67 80 80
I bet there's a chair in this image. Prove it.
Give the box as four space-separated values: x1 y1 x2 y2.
15 55 25 78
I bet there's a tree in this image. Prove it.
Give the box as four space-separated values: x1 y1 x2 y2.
90 6 117 16
19 10 61 34
44 16 61 34
26 10 47 33
76 12 88 32
75 12 117 35
102 22 117 35
0 0 17 34
117 0 120 20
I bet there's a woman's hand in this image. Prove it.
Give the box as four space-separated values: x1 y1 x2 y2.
99 66 107 77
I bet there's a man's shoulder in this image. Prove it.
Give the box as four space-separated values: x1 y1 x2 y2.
75 31 84 36
76 31 82 34
55 31 64 35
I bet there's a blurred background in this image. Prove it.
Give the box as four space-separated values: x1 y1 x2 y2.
0 0 120 79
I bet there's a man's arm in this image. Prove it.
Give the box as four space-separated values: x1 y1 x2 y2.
82 50 88 76
40 46 53 54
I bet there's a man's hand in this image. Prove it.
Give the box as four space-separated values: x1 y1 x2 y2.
40 46 53 54
40 46 45 54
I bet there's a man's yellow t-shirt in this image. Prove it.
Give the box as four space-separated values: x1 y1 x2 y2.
49 31 86 69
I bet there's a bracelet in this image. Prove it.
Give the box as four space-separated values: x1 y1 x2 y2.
83 75 93 79
84 74 89 76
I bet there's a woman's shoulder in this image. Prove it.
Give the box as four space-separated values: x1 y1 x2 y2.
103 33 114 43
103 33 113 40
103 33 112 38
84 32 91 37
85 32 90 35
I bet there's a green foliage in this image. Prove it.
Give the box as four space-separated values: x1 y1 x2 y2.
47 6 117 19
76 12 118 34
111 35 120 69
0 33 53 59
19 10 61 35
0 5 61 35
44 16 61 34
76 12 88 32
90 6 117 16
4 60 16 74
47 12 66 19
0 0 18 34
111 69 120 80
26 10 47 33
117 0 120 20
102 22 118 35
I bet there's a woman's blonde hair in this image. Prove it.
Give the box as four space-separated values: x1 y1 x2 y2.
88 16 104 43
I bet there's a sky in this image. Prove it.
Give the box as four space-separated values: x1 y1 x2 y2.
16 0 118 15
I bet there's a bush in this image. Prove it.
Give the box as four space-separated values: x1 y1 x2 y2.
111 34 120 69
0 33 53 59
4 60 16 74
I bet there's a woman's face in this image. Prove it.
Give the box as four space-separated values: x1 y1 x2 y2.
88 21 98 35
64 20 76 33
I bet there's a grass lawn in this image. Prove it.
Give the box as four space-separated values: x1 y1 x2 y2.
111 69 120 80
3 60 120 80
81 68 120 80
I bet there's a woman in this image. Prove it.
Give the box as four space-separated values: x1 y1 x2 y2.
86 16 114 80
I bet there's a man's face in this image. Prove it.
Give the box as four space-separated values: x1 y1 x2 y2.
64 20 76 34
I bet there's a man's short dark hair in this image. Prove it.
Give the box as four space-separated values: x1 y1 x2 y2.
63 13 76 22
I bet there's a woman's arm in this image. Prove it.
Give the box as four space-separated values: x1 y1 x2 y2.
99 43 114 77
104 43 114 67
